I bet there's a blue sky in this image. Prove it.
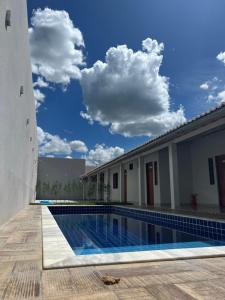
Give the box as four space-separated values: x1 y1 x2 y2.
27 0 225 165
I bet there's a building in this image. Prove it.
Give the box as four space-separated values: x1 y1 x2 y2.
0 0 37 225
37 157 85 200
82 104 225 210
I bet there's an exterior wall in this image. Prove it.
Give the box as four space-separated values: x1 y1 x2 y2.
177 142 193 205
37 157 85 200
102 169 110 201
109 165 120 201
103 170 108 201
0 0 37 225
158 148 171 206
190 129 225 207
123 159 139 205
84 119 225 209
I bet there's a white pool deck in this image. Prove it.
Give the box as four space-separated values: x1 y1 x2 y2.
42 206 225 269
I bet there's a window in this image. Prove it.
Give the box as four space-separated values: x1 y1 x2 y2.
154 161 158 185
208 158 215 185
113 173 118 189
129 163 133 170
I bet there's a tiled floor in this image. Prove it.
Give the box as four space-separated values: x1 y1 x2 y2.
1 205 225 299
137 204 225 221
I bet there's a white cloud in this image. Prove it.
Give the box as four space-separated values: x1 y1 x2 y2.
70 140 88 153
80 38 186 137
200 82 209 90
33 89 45 110
217 90 225 104
110 107 185 137
201 53 225 105
84 144 125 166
37 126 46 145
33 77 50 110
29 8 85 86
207 91 225 104
33 77 49 88
37 127 123 166
217 52 225 65
37 126 88 156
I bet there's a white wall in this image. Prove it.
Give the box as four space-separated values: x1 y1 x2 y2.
37 157 85 200
90 128 225 208
158 148 171 206
0 0 37 225
123 159 139 205
103 169 110 201
109 165 120 201
177 142 193 205
190 129 225 206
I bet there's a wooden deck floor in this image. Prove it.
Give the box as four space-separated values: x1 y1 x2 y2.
1 206 225 299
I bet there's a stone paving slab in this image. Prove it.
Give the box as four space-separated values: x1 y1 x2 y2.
1 205 225 299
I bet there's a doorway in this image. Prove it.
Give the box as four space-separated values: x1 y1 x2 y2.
146 162 154 206
216 155 225 207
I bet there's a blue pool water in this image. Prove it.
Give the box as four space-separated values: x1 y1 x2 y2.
40 200 55 205
52 211 225 255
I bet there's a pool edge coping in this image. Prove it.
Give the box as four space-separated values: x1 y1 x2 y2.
42 206 225 270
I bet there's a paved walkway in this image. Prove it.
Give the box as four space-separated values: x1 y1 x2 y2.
1 206 225 299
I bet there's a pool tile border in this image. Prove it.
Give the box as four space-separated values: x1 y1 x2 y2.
42 205 225 269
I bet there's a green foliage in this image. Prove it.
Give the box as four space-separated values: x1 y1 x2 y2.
36 179 83 200
86 181 97 199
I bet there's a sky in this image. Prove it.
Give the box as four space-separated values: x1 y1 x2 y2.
27 0 225 166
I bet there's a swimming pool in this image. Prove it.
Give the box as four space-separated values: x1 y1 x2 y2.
49 206 225 256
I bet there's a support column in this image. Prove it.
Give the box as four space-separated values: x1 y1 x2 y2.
119 164 124 203
138 156 144 206
169 143 179 209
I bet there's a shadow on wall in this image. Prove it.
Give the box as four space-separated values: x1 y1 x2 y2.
36 179 83 200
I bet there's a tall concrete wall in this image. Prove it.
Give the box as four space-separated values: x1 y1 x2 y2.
37 157 85 200
0 0 37 225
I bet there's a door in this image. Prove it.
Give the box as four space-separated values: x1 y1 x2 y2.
216 155 225 207
146 162 154 206
124 170 127 203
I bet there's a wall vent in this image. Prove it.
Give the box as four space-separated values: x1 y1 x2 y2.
5 10 11 28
